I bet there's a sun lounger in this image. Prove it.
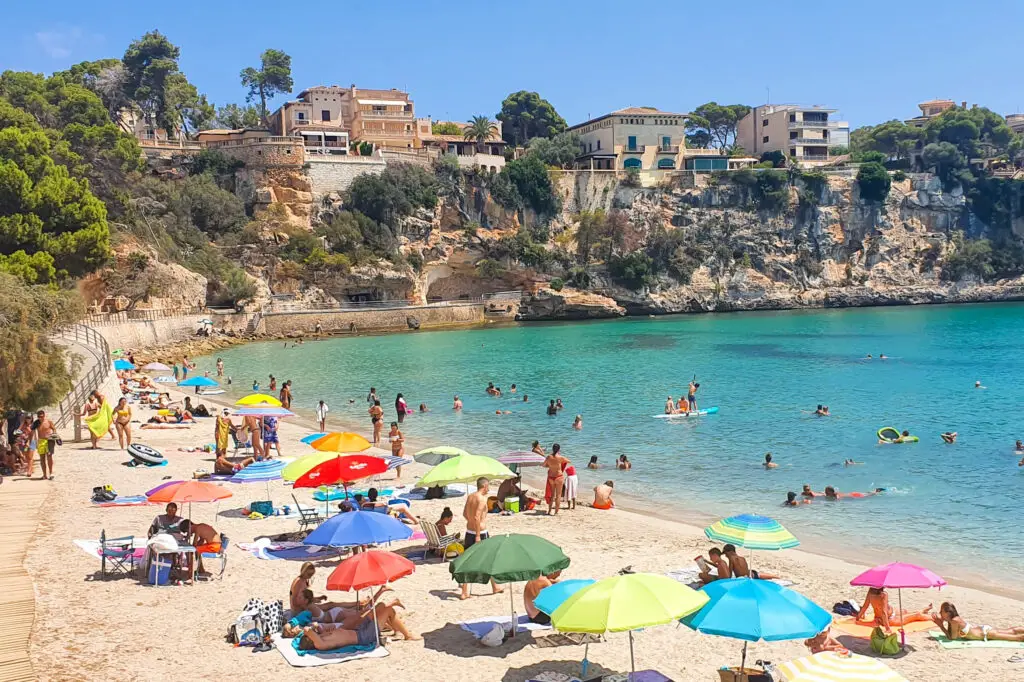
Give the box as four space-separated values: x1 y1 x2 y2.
928 631 1024 649
272 634 389 667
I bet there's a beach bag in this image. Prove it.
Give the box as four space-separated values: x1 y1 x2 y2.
92 485 117 502
870 627 900 655
832 601 857 617
230 598 272 646
250 501 274 516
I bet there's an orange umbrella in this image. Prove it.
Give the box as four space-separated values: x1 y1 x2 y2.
310 432 371 453
147 481 233 504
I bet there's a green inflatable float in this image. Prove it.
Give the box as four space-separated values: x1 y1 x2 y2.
878 426 918 443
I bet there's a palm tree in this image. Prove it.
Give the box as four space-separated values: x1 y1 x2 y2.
463 115 499 154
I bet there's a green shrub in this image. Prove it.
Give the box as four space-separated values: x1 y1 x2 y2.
892 170 907 182
941 238 994 281
856 162 891 203
622 167 641 188
549 277 564 291
609 251 656 289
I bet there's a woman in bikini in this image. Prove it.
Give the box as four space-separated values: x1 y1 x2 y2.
856 587 933 633
934 602 1024 642
113 398 132 449
543 444 568 516
388 421 405 481
369 400 384 445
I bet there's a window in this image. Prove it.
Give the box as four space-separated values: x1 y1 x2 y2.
597 140 601 150
662 136 671 149
762 118 769 127
657 158 674 169
790 131 797 139
627 135 637 151
321 110 331 122
297 112 306 120
789 114 796 122
763 136 769 143
789 148 796 156
623 157 642 168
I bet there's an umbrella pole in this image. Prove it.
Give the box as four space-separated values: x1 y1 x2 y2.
898 588 906 648
740 640 747 677
509 582 517 637
582 642 590 678
628 630 636 678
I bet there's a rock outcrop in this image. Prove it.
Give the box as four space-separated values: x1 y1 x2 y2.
519 288 626 320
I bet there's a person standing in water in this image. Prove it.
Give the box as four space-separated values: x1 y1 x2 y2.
452 395 463 411
369 400 384 445
543 444 569 516
395 393 408 423
688 381 700 411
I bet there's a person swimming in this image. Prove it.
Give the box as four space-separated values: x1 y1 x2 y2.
843 459 863 466
975 380 985 389
763 453 777 469
587 455 599 469
1016 440 1024 452
784 491 804 506
941 431 957 444
825 486 884 499
801 484 820 498
572 415 583 430
814 404 830 416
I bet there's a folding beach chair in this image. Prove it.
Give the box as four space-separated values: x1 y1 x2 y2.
291 493 323 533
199 533 228 581
231 428 253 456
421 522 460 563
100 529 137 580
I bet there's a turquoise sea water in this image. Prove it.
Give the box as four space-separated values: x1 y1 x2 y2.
200 303 1024 591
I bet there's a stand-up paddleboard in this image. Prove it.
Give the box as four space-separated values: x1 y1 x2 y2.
653 407 719 418
198 389 225 396
128 443 165 465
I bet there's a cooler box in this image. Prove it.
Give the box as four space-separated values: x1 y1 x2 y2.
148 557 172 585
504 497 520 513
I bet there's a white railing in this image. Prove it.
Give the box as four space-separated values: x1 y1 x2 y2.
790 138 830 145
359 110 414 119
789 120 829 128
53 324 111 429
83 307 207 326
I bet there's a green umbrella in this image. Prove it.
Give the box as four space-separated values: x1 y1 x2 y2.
416 454 515 487
450 533 570 637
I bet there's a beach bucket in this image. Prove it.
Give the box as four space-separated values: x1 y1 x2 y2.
504 497 520 513
148 557 172 586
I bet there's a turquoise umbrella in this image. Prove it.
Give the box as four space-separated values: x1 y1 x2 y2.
178 376 219 388
682 578 832 674
113 359 135 370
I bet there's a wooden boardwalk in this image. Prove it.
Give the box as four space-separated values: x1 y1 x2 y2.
0 482 47 681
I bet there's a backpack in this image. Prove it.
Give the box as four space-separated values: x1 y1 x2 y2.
92 485 117 502
870 626 900 655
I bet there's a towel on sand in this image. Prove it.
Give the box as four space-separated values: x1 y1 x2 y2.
832 618 934 639
459 614 552 639
404 485 468 500
238 539 342 561
91 495 151 507
928 631 1024 649
272 634 388 667
74 539 148 561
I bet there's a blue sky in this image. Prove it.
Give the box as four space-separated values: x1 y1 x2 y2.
3 0 1022 129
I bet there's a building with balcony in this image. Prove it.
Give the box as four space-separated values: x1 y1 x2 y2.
267 86 351 156
339 85 417 150
905 99 957 128
681 149 758 172
737 104 841 166
416 118 506 171
567 107 687 170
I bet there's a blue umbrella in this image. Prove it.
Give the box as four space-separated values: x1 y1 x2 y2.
229 459 286 484
300 433 327 445
303 510 412 548
535 579 596 615
113 359 135 370
178 376 219 387
682 578 832 673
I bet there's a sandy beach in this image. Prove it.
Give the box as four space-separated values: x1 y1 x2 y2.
20 384 1024 682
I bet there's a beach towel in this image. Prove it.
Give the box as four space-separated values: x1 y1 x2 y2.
532 632 603 649
91 495 151 507
125 459 167 468
237 539 342 561
833 618 933 639
273 635 388 667
140 423 193 430
459 614 552 639
86 401 114 438
404 485 468 500
73 539 148 561
928 631 1024 649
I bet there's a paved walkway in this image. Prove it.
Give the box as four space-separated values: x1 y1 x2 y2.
0 482 47 681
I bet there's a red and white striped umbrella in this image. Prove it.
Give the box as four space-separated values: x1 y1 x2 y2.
497 451 546 467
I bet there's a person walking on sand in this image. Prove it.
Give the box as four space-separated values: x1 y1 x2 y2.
262 416 282 458
543 444 569 516
33 410 57 480
113 398 132 450
563 457 578 510
316 400 329 432
460 477 503 600
369 400 384 445
388 422 405 481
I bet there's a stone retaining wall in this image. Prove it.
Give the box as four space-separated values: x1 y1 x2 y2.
262 303 485 336
306 157 386 197
93 316 210 354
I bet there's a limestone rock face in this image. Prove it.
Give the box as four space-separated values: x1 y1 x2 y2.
519 288 625 320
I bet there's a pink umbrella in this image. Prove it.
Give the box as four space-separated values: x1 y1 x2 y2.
850 562 946 646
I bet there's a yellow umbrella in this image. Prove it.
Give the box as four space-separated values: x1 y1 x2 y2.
235 393 282 407
777 651 907 682
310 432 371 453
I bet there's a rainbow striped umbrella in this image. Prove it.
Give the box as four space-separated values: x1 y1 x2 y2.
777 651 907 682
704 514 799 550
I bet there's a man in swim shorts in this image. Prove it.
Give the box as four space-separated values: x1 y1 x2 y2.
723 544 779 580
524 570 561 625
460 478 503 599
688 381 699 411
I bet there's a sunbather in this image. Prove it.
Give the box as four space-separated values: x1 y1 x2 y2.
214 453 254 475
933 602 1024 642
723 544 780 580
290 562 349 616
297 601 419 649
805 626 845 653
187 521 221 575
856 587 933 634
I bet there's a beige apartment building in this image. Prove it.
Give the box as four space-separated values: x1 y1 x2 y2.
905 99 956 128
266 86 350 156
568 107 687 170
416 118 506 171
736 104 843 166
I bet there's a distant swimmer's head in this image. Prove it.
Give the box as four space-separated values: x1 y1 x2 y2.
765 453 773 463
786 491 797 504
824 486 837 498
817 404 823 411
589 455 598 465
1017 440 1023 450
901 430 909 437
488 382 494 388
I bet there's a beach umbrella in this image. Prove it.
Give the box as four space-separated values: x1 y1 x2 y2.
704 514 800 551
236 393 282 407
380 454 413 471
498 451 546 467
414 446 471 466
234 406 295 418
178 376 219 388
326 549 415 648
535 579 596 615
146 480 232 518
142 362 170 371
303 510 412 548
850 562 946 647
777 651 907 682
327 550 415 591
416 454 515 487
551 573 709 675
310 432 371 453
451 533 571 637
682 578 832 675
293 454 387 518
300 432 327 445
113 359 135 370
228 459 286 501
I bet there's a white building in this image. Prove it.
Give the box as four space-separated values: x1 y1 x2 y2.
736 104 844 166
568 107 687 170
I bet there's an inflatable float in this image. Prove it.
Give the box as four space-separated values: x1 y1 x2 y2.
127 443 165 466
654 407 719 419
878 427 918 443
198 389 225 396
